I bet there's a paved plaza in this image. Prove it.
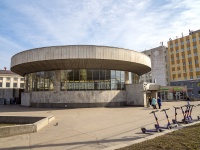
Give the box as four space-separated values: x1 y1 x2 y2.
0 101 200 150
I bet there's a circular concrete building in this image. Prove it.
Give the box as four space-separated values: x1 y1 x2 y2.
11 45 151 108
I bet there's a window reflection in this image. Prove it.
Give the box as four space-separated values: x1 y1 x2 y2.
25 69 140 91
25 71 55 92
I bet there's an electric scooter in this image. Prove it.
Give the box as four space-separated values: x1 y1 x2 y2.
172 106 182 124
187 104 200 122
141 110 163 133
160 108 178 129
180 105 189 124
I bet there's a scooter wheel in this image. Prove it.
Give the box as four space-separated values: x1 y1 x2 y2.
159 129 163 132
172 119 175 124
155 124 159 129
198 116 200 120
141 127 146 133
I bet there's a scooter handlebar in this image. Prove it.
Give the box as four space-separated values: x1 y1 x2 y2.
173 106 180 109
160 108 170 112
150 110 159 114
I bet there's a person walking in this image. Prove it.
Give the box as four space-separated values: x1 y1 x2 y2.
151 97 157 109
187 96 190 106
157 97 162 109
148 97 152 107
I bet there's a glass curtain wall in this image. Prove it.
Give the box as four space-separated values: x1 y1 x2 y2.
25 71 55 91
60 69 125 91
25 70 139 91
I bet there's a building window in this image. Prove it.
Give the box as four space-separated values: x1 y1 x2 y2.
195 60 198 64
198 91 200 95
0 77 3 80
176 57 179 60
186 40 190 43
13 83 17 88
6 82 10 87
14 77 18 81
181 48 184 52
194 52 198 56
197 75 200 79
182 55 185 59
190 68 193 72
181 42 184 45
6 77 10 81
193 38 196 42
196 68 199 72
0 82 2 87
183 69 186 73
176 50 179 53
20 78 24 81
187 47 190 51
170 45 173 48
20 83 24 89
183 62 186 66
188 54 191 58
175 43 178 47
190 76 193 79
189 61 192 65
193 45 197 49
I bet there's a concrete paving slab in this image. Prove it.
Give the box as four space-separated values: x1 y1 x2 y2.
0 101 200 150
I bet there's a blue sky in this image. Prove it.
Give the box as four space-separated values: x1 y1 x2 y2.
0 0 200 69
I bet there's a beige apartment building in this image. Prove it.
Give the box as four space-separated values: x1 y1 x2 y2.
168 29 200 99
0 69 24 89
168 30 200 81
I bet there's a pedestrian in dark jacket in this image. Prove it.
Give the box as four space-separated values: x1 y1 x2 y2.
187 96 190 106
148 97 152 107
157 97 162 109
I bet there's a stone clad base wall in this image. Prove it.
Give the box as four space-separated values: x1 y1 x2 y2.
25 90 127 108
126 84 145 106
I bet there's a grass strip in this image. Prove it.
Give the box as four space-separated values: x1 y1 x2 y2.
118 123 200 150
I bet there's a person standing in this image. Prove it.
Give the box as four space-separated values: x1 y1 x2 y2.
187 96 190 106
151 97 157 109
148 97 152 107
157 97 162 109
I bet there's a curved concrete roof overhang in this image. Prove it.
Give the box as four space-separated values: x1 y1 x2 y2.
11 45 151 76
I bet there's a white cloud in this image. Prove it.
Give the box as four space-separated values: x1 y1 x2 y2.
0 0 200 68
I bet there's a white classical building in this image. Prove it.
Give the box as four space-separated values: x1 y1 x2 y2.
0 69 24 89
11 45 158 108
